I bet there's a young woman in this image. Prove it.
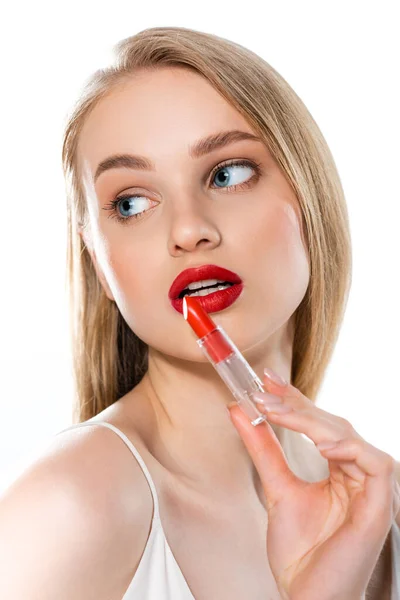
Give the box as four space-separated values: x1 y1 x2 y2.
0 26 399 599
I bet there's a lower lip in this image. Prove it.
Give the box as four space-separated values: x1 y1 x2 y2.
170 283 244 315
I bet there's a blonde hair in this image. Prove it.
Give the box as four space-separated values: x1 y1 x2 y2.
61 26 352 424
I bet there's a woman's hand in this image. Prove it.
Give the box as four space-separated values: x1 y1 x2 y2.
227 368 400 600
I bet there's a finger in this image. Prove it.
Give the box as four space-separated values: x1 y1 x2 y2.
262 369 342 423
319 438 396 528
318 437 395 479
262 370 318 412
252 395 358 447
227 403 298 512
263 367 300 399
262 372 364 446
252 397 366 480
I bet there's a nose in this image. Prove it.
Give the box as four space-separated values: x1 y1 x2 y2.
167 196 222 255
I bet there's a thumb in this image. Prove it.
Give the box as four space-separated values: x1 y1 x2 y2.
227 403 297 511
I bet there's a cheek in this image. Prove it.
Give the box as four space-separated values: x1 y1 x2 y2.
276 202 309 272
108 249 148 296
104 237 165 319
250 202 310 303
265 201 307 264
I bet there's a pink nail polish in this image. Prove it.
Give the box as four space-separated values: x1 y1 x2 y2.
264 367 287 386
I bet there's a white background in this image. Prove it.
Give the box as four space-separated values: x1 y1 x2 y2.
0 0 399 493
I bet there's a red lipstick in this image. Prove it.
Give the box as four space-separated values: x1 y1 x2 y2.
183 296 268 426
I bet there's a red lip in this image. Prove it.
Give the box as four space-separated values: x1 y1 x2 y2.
168 264 242 300
169 264 243 315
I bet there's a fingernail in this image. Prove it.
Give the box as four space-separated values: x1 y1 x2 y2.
264 367 287 386
253 392 282 405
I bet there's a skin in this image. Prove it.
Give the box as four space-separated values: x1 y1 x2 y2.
229 375 400 598
78 66 309 503
77 67 400 596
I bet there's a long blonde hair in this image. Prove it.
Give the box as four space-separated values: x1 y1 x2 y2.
61 26 352 424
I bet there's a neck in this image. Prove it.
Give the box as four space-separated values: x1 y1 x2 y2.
128 321 293 507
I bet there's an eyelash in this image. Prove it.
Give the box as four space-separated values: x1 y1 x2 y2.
102 158 263 225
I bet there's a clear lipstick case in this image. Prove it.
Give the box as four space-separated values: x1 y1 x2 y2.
197 326 268 426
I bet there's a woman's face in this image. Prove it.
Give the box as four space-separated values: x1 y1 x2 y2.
78 67 310 362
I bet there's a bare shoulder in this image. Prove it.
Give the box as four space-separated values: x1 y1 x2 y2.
0 421 153 600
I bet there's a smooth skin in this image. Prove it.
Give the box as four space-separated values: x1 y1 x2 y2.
78 65 312 506
76 66 399 597
228 369 400 600
1 65 398 600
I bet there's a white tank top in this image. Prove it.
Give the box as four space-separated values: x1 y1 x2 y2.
57 421 400 599
57 421 194 599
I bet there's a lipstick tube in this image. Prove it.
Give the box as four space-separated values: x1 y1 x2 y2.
183 296 268 427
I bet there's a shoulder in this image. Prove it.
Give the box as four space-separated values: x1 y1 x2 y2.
0 421 153 599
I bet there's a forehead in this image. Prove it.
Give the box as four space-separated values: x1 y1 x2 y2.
77 68 257 180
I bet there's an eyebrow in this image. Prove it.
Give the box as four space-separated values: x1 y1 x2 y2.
94 129 263 183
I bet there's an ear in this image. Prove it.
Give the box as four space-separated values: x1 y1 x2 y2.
78 228 115 303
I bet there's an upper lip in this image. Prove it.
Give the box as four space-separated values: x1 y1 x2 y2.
168 264 242 300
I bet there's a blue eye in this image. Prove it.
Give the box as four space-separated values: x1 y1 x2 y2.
116 196 149 219
211 161 256 189
103 158 262 225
